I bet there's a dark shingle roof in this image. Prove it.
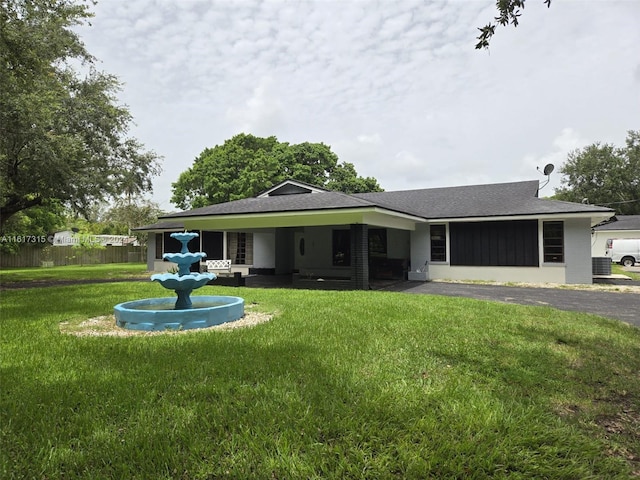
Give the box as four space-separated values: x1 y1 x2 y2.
161 180 613 221
354 180 613 219
162 190 377 219
594 215 640 231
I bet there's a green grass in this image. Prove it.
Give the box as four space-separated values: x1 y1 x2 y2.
0 263 148 284
613 263 640 281
2 282 639 479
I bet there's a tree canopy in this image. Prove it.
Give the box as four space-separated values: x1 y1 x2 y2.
0 0 161 231
476 0 552 49
171 133 383 210
555 130 640 215
103 199 164 239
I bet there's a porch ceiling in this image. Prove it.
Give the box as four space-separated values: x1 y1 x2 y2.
180 207 423 231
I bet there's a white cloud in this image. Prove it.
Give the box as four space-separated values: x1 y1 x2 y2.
519 128 592 195
74 0 640 207
356 134 382 145
226 77 286 137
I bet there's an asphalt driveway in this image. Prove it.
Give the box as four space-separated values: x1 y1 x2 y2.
3 274 638 327
382 281 640 327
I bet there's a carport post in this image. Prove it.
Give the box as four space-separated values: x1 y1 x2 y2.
351 224 369 290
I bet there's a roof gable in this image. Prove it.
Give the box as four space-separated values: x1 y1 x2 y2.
258 179 328 197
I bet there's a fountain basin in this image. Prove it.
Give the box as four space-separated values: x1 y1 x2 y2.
114 295 244 331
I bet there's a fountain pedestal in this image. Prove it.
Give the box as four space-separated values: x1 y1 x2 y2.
151 232 213 309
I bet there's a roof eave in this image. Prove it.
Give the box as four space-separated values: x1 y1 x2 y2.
132 222 185 232
425 210 614 226
178 207 425 231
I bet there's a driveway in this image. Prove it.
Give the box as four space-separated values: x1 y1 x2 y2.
381 281 640 327
3 275 637 327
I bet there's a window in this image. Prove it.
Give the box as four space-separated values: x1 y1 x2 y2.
430 225 446 262
543 221 564 263
450 220 539 267
163 232 182 254
202 231 223 259
369 229 387 256
332 229 351 266
234 233 247 264
226 232 253 265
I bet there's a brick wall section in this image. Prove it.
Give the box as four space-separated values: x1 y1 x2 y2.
350 224 369 290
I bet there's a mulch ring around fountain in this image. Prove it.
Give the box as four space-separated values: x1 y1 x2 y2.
60 309 274 337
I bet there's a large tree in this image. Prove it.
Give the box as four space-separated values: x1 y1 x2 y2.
0 0 161 231
103 199 164 237
171 133 383 209
0 202 64 253
555 130 640 215
476 0 552 49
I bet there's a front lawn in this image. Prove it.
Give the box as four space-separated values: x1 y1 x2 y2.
1 283 639 478
613 263 640 281
0 263 148 284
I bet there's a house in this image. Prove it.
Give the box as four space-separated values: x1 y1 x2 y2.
136 179 614 288
591 215 640 257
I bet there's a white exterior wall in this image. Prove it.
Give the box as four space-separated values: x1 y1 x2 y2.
408 220 597 285
591 231 610 258
253 231 276 268
409 225 430 273
563 217 593 284
147 233 156 271
591 229 640 257
146 215 596 284
153 260 175 272
428 264 566 283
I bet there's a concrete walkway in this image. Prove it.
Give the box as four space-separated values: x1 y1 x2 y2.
381 281 640 327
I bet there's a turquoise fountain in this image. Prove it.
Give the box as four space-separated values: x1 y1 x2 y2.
114 232 244 331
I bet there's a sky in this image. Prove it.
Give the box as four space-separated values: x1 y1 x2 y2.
75 0 640 212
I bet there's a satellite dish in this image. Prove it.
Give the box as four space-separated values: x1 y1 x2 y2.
537 163 555 190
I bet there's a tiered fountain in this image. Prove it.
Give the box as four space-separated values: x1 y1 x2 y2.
114 232 244 331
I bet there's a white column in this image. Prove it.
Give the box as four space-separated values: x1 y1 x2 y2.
223 231 228 260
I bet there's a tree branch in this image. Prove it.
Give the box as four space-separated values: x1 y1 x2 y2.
476 0 552 50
